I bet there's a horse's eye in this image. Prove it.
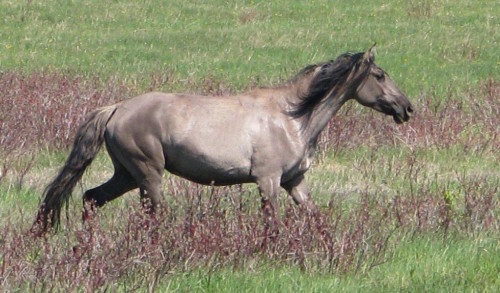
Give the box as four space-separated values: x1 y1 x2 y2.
375 72 385 81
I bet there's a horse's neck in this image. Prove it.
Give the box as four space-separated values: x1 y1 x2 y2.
302 92 348 146
274 77 349 152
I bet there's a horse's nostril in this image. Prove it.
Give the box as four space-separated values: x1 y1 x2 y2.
406 105 414 116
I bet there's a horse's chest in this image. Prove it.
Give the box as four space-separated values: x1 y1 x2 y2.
282 148 314 182
298 154 312 172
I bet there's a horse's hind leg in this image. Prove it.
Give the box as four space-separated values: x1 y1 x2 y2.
83 168 138 220
117 143 165 214
138 173 164 213
106 130 165 214
83 169 137 207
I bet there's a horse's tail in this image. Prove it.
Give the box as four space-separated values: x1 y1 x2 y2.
33 105 118 233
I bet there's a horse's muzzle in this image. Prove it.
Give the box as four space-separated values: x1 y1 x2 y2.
393 103 413 124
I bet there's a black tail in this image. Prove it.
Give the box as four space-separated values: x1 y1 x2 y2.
33 105 117 233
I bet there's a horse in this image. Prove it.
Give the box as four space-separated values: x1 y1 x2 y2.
33 46 413 233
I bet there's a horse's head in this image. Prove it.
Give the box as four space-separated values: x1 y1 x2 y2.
354 46 414 124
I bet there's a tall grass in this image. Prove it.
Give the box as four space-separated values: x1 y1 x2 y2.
1 171 499 290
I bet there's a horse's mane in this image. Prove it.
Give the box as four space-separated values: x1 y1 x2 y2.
289 52 371 119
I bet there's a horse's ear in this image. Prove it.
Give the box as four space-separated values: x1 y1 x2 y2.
363 43 376 63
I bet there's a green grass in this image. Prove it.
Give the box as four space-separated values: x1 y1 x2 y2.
1 0 498 97
159 236 500 292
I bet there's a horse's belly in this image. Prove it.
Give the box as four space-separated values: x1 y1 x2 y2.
164 146 252 186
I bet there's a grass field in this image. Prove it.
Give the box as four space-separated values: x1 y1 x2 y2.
1 0 498 95
1 0 499 291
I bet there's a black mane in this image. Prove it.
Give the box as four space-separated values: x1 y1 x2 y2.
289 52 371 119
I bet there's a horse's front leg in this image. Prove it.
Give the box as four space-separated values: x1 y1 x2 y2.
281 174 317 213
256 176 281 237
